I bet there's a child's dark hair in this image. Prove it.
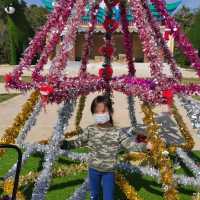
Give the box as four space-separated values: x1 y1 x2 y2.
91 95 114 125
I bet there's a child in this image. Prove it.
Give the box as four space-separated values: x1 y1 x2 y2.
67 95 152 200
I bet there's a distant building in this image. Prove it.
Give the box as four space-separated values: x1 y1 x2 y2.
42 0 182 62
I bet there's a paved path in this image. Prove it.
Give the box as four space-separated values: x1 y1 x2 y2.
0 83 20 94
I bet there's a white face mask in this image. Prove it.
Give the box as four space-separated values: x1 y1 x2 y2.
94 112 110 124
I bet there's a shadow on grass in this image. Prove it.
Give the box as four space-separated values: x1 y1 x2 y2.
188 151 200 162
128 173 163 196
20 182 35 200
122 170 196 199
57 157 80 165
178 186 196 197
115 184 128 200
0 188 3 196
172 151 200 177
49 179 85 191
31 152 44 172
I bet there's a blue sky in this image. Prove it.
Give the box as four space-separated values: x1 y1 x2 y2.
182 0 200 9
25 0 200 9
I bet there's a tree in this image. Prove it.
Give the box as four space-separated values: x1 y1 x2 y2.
24 5 48 31
187 9 200 56
0 1 48 65
175 6 194 33
1 0 33 64
0 20 10 64
174 6 195 68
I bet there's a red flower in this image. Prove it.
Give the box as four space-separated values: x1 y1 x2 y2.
98 45 114 57
4 74 12 83
163 28 171 40
163 89 174 105
103 18 119 33
99 66 113 80
39 84 54 96
163 89 174 114
39 84 54 110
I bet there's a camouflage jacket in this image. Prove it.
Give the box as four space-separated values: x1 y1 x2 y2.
68 124 147 172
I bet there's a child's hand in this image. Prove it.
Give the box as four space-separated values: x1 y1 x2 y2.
146 141 153 151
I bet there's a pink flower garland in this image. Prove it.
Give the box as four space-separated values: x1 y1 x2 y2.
46 0 88 84
129 0 165 81
120 1 136 76
150 0 200 77
99 5 117 94
45 74 200 104
39 0 99 100
80 3 99 75
141 0 182 81
31 0 77 85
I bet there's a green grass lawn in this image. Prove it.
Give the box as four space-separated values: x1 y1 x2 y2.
0 76 200 84
0 76 31 83
180 78 200 101
0 93 20 103
192 96 200 101
0 148 199 200
181 78 200 85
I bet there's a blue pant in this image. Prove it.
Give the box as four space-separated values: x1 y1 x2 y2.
88 167 115 200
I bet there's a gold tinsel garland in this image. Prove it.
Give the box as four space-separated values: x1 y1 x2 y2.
3 179 25 200
123 152 150 166
170 104 195 151
65 95 87 138
0 91 40 156
19 162 88 185
123 152 148 162
193 192 200 200
141 103 179 200
74 95 86 130
116 173 143 200
64 127 83 139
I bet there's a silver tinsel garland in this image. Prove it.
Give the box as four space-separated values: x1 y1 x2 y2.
116 162 200 189
175 175 200 189
116 162 161 183
176 148 200 178
179 95 200 131
59 150 89 162
16 101 42 146
31 100 75 200
127 96 137 129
